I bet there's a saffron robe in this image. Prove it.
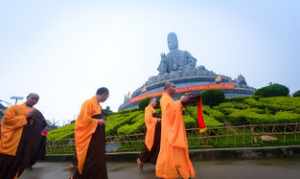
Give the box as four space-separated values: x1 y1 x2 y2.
138 104 161 164
156 93 195 179
0 104 47 179
73 96 107 179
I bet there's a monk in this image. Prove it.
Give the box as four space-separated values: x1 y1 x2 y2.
137 98 161 170
0 93 46 179
72 87 109 179
156 82 196 179
26 109 48 169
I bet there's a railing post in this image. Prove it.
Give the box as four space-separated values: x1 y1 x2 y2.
284 123 287 145
295 122 298 143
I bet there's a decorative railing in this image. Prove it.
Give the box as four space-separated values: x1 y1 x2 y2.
46 123 300 155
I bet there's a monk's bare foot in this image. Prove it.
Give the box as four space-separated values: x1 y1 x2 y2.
136 158 143 171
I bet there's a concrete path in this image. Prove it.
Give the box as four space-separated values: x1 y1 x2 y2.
22 159 300 179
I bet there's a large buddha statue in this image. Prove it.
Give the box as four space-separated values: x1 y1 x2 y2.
157 32 197 74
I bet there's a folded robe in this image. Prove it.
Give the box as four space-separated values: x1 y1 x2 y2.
156 92 196 179
72 96 108 179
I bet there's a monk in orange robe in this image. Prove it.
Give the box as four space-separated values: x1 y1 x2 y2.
137 98 161 170
156 82 196 179
0 93 43 179
72 87 109 179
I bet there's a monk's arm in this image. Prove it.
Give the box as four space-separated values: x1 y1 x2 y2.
168 101 187 148
145 111 156 129
2 107 27 129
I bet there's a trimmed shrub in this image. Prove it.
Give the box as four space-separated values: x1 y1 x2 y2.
48 124 75 141
204 106 225 122
293 90 300 97
184 115 196 128
228 109 274 125
138 98 150 111
105 111 143 135
274 111 300 123
203 114 223 127
117 113 145 135
255 83 289 97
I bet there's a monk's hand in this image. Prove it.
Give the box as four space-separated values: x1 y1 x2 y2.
156 118 161 122
97 119 105 126
180 95 190 104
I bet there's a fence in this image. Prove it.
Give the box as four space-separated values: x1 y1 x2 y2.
47 123 300 154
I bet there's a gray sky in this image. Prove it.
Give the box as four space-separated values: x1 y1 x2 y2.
0 0 299 124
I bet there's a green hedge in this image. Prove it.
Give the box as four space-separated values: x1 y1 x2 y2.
48 124 74 141
105 111 143 135
117 112 145 135
48 96 300 141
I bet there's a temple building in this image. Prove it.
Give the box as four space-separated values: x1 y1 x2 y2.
119 32 255 111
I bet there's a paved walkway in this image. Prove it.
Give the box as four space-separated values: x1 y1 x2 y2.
22 159 300 179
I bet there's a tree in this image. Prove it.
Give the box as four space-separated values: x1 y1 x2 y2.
293 90 300 97
46 119 59 130
138 98 150 111
202 90 225 107
255 83 290 97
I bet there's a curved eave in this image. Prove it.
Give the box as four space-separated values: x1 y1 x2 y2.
128 82 236 104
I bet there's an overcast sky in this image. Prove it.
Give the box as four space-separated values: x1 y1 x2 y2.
1 0 299 124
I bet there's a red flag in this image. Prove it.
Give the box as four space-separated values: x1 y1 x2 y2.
197 96 207 133
41 130 48 136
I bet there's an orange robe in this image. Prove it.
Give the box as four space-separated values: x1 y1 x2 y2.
156 93 195 179
144 104 157 150
74 96 101 174
0 104 30 156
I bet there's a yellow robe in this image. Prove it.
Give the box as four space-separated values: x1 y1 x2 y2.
156 93 195 179
75 96 102 174
0 104 30 156
144 104 157 150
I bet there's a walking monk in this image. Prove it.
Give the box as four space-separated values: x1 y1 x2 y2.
137 98 161 170
0 93 44 179
156 82 195 179
72 87 109 179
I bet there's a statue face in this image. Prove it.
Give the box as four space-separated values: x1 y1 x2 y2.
167 33 178 50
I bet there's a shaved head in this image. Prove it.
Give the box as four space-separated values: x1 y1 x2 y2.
26 92 39 107
150 98 157 103
164 81 176 96
164 81 175 90
96 87 110 103
150 97 158 107
26 93 39 99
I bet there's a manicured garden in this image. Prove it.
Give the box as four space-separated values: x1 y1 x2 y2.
46 84 300 154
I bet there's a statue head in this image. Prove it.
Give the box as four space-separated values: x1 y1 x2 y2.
167 32 178 51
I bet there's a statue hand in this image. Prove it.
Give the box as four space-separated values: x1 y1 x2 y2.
160 53 166 59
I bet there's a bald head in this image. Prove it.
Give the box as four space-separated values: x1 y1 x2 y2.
26 93 39 107
164 81 175 90
164 81 176 96
27 93 39 99
96 87 110 103
150 98 158 107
